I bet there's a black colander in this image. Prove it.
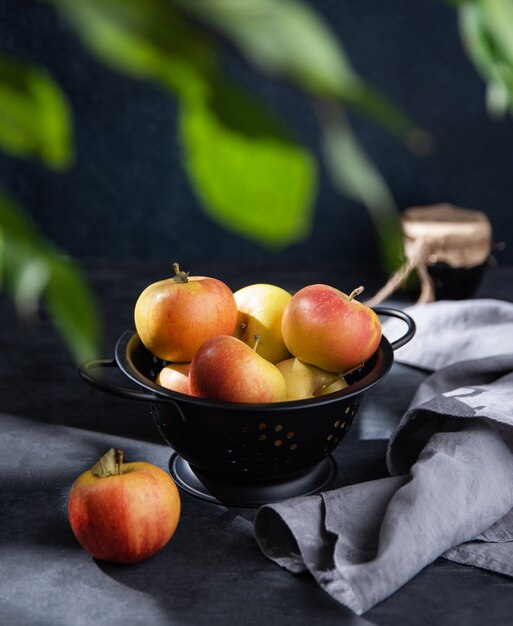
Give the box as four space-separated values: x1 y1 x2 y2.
79 307 415 507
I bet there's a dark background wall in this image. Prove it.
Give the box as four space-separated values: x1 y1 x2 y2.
1 0 512 270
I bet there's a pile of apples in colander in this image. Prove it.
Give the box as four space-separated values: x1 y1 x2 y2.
134 263 382 403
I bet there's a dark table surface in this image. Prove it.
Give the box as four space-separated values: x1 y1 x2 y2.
1 261 513 626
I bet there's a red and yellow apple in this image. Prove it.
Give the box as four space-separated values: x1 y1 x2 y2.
233 283 292 363
68 449 181 564
134 263 238 361
157 363 190 395
188 335 287 403
276 357 348 400
281 285 381 372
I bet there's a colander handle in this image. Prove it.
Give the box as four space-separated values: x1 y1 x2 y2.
372 307 416 350
78 358 163 402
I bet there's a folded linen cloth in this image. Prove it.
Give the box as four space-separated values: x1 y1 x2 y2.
254 299 513 615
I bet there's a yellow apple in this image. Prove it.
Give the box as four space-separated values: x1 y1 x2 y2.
157 363 190 395
233 283 292 364
276 357 348 401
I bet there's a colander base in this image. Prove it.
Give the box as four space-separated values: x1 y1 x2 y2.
169 453 337 508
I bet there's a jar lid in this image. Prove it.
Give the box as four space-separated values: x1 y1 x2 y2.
402 204 492 268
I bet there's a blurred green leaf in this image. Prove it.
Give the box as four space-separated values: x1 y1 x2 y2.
0 190 100 362
180 80 317 247
0 54 73 168
0 187 50 305
457 0 513 118
13 258 51 319
45 255 101 363
54 0 423 144
179 0 421 145
479 0 513 64
52 0 421 261
179 0 357 96
459 3 509 117
49 0 214 101
319 105 403 271
51 0 318 248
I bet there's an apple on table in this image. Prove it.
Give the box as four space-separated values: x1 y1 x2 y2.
68 449 181 564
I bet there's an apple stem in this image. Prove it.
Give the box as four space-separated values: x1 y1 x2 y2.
313 361 365 396
348 286 365 301
116 449 124 475
172 262 190 284
252 334 261 351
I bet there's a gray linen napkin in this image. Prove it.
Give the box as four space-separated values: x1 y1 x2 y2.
254 299 513 615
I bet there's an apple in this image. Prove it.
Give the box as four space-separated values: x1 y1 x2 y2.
188 335 287 403
281 285 381 372
157 363 190 394
276 357 348 401
134 263 238 361
68 449 181 564
233 283 292 364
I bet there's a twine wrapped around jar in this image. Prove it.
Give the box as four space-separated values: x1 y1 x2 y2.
366 204 492 305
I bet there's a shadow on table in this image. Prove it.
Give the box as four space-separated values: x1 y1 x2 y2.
95 438 390 626
96 504 378 626
0 412 175 554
